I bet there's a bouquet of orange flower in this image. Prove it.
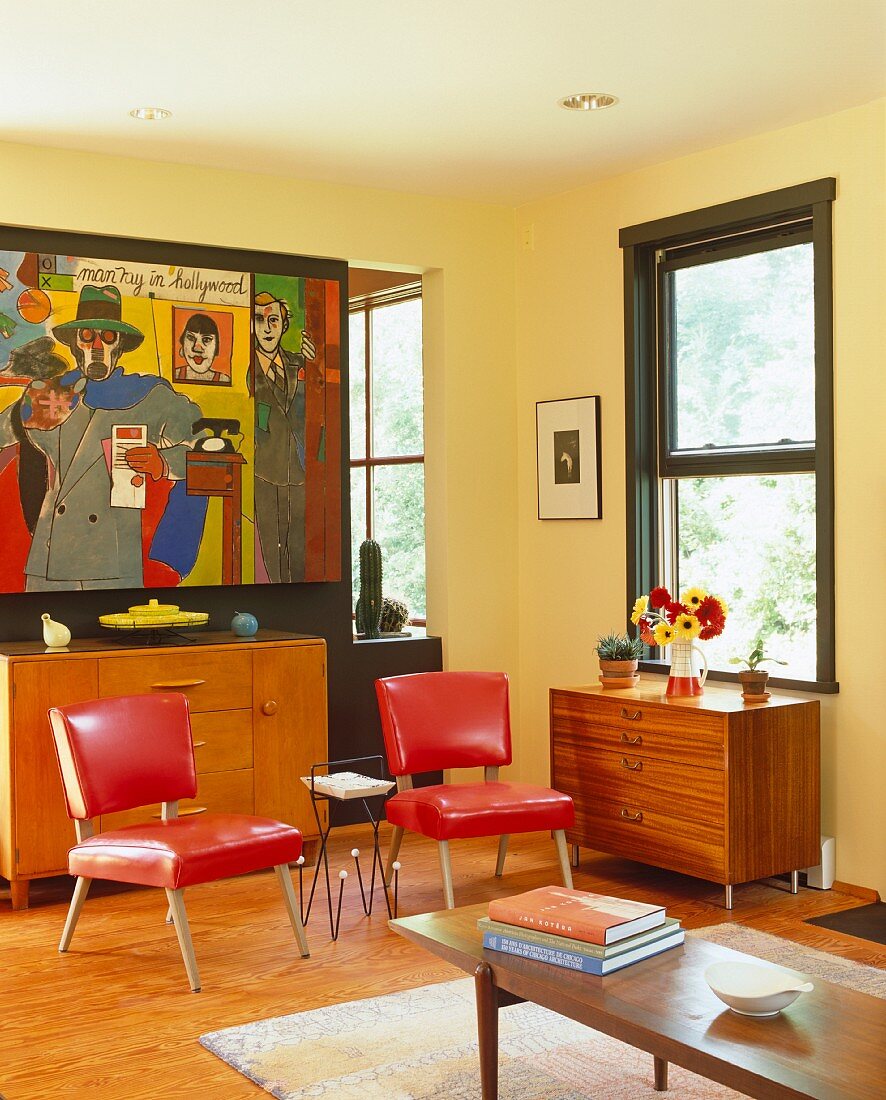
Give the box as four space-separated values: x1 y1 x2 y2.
631 585 728 647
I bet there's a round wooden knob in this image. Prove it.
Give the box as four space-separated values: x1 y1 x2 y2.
261 700 278 716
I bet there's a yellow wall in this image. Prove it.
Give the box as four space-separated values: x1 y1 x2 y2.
0 139 519 683
515 99 886 895
3 97 884 894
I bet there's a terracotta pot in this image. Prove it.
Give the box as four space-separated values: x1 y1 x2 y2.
598 658 639 689
738 669 770 699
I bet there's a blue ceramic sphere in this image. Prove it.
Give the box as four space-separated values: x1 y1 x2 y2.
231 611 259 637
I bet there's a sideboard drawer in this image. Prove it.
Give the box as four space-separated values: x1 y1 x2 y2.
190 709 253 774
571 797 726 881
554 744 725 824
99 650 253 712
100 767 255 831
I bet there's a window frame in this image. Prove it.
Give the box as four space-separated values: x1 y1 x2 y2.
348 282 426 626
620 178 838 693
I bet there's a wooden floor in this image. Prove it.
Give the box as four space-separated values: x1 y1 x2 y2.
1 827 881 1100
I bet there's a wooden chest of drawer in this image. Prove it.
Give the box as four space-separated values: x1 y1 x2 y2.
550 682 820 896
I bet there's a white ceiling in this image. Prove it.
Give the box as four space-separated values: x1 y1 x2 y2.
4 1 884 205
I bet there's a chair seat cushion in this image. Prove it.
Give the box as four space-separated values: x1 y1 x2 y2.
68 814 302 890
385 782 574 841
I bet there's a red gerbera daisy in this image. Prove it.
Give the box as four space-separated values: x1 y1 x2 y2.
695 595 726 639
664 600 688 624
649 585 671 608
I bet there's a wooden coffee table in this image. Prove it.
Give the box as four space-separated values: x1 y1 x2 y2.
390 903 886 1099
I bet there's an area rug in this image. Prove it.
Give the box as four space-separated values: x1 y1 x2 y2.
199 927 885 1100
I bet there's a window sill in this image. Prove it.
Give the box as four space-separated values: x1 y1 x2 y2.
637 660 839 695
353 625 432 644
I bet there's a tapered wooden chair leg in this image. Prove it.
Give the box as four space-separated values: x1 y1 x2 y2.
438 840 455 909
554 830 574 889
59 876 91 953
384 825 404 885
275 864 310 957
165 887 201 993
495 834 509 877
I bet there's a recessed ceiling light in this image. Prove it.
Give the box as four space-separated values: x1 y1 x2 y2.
129 107 172 121
558 93 618 112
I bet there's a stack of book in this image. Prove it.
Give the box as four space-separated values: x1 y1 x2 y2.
480 885 684 976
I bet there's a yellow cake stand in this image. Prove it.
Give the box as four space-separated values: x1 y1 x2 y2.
99 598 209 635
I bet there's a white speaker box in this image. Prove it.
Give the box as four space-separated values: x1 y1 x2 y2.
804 835 835 889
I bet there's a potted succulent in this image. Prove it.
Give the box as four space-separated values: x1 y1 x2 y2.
596 632 644 688
729 642 787 701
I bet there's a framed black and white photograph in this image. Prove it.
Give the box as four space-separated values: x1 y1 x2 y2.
536 395 602 519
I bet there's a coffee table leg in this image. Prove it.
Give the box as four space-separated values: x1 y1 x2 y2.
654 1056 669 1091
474 961 499 1100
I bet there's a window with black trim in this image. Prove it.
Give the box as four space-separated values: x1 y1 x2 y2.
620 180 837 691
349 282 426 625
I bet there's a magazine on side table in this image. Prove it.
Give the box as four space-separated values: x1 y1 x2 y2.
300 771 395 801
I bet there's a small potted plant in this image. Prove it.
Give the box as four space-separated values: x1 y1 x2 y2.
729 642 787 701
596 632 644 688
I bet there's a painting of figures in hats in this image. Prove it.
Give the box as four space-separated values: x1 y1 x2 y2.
0 249 342 592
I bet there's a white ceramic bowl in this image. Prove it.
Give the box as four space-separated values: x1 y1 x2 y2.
704 961 814 1017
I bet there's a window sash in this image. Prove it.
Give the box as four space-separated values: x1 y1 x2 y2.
656 225 816 475
621 180 837 691
349 288 426 625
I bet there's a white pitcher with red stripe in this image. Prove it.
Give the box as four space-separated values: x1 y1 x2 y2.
666 640 708 697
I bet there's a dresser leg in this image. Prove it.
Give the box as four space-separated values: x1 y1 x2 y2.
724 884 733 910
790 870 799 894
9 880 30 910
571 844 580 868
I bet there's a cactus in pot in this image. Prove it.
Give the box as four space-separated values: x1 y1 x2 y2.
379 596 410 634
355 539 383 639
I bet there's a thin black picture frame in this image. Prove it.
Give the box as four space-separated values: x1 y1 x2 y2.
536 395 602 520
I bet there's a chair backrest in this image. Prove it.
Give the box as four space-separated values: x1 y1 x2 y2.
375 671 512 776
48 693 198 819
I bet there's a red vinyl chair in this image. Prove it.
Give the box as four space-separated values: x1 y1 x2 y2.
376 671 575 908
48 693 309 992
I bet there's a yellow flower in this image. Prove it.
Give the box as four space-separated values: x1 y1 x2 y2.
680 586 708 610
630 595 648 625
653 622 677 646
717 597 729 617
673 614 701 640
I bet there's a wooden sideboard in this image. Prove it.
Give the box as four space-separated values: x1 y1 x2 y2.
0 630 328 910
550 682 820 908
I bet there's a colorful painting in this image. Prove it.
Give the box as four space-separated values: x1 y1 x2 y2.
0 241 342 591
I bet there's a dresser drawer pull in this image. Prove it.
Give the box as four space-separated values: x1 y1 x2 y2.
620 808 644 822
620 732 643 745
620 757 642 771
261 699 278 716
192 740 207 748
620 708 642 720
151 679 207 689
